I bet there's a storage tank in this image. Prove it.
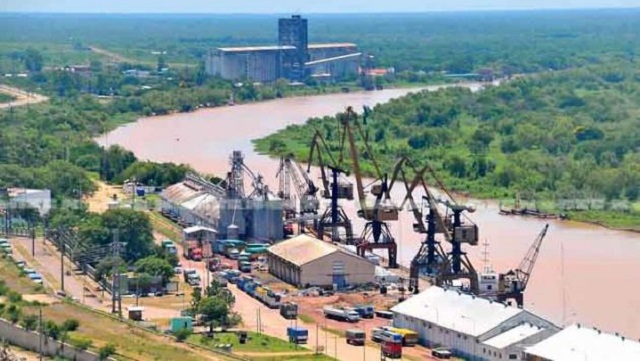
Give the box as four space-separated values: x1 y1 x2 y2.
247 198 283 242
219 198 246 239
227 224 239 240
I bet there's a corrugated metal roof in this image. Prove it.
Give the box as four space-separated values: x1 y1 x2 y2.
308 43 357 49
267 235 338 266
483 323 545 349
525 324 640 361
161 183 201 204
390 286 523 337
181 193 220 218
184 226 217 234
218 45 296 52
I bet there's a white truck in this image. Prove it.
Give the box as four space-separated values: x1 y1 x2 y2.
323 306 360 323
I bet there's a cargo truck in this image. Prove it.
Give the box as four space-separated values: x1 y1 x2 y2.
346 329 366 345
380 330 403 359
353 305 375 319
183 240 203 261
161 239 177 255
286 326 308 344
323 306 360 322
238 261 252 273
255 286 281 309
279 302 298 320
382 326 419 346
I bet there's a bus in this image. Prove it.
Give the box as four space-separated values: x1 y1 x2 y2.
383 326 419 346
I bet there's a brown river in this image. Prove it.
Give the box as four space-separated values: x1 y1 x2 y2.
98 84 640 339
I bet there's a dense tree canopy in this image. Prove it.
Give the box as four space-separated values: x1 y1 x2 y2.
256 62 640 205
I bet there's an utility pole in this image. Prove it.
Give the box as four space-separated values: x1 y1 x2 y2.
38 306 43 361
31 226 35 257
315 322 319 355
111 230 122 318
59 228 65 292
130 177 136 210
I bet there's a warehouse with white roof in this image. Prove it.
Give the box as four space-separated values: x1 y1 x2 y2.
267 234 376 288
524 324 640 361
391 286 560 360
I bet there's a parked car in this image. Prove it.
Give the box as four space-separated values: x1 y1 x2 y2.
432 348 452 359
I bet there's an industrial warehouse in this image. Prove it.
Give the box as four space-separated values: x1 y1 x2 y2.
205 15 361 82
390 287 560 360
266 234 376 288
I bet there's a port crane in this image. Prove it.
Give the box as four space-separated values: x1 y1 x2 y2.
386 156 479 293
276 153 320 218
307 131 355 243
495 224 550 308
338 106 400 268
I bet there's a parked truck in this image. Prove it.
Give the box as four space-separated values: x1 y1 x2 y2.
183 240 203 261
346 329 366 346
255 286 281 309
382 326 419 346
238 261 252 273
323 306 360 322
286 326 308 344
182 269 201 286
353 305 375 319
161 239 177 255
279 302 298 320
380 330 403 359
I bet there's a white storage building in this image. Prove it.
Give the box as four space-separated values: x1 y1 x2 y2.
524 324 640 361
6 188 51 216
267 234 376 288
391 286 560 361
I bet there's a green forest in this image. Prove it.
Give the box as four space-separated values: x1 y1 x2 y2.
1 10 639 75
1 10 640 230
255 62 640 229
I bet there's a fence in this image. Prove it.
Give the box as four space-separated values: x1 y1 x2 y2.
0 318 114 361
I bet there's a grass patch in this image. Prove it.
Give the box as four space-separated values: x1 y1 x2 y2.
298 314 315 324
0 92 16 103
147 211 182 241
0 253 44 294
191 331 309 353
567 210 640 231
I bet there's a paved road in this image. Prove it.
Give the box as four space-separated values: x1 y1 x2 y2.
0 84 48 109
167 239 385 361
9 236 110 312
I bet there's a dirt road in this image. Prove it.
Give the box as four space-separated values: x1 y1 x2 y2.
0 84 48 109
84 180 125 213
89 46 137 64
9 236 109 312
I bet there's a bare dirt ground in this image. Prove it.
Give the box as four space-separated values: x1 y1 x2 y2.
89 46 137 64
0 84 48 109
84 180 125 213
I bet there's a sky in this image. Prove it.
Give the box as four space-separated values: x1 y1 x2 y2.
2 0 639 13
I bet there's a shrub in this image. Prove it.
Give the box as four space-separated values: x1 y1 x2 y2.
174 328 192 342
70 337 93 351
98 343 116 360
61 318 80 332
20 314 38 331
44 320 60 340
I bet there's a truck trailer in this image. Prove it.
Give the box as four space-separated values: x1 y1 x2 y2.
279 302 298 320
323 306 360 322
286 326 308 344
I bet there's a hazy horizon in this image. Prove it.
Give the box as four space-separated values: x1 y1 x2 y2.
3 0 639 14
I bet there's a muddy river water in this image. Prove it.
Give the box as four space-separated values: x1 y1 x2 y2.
98 84 640 339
